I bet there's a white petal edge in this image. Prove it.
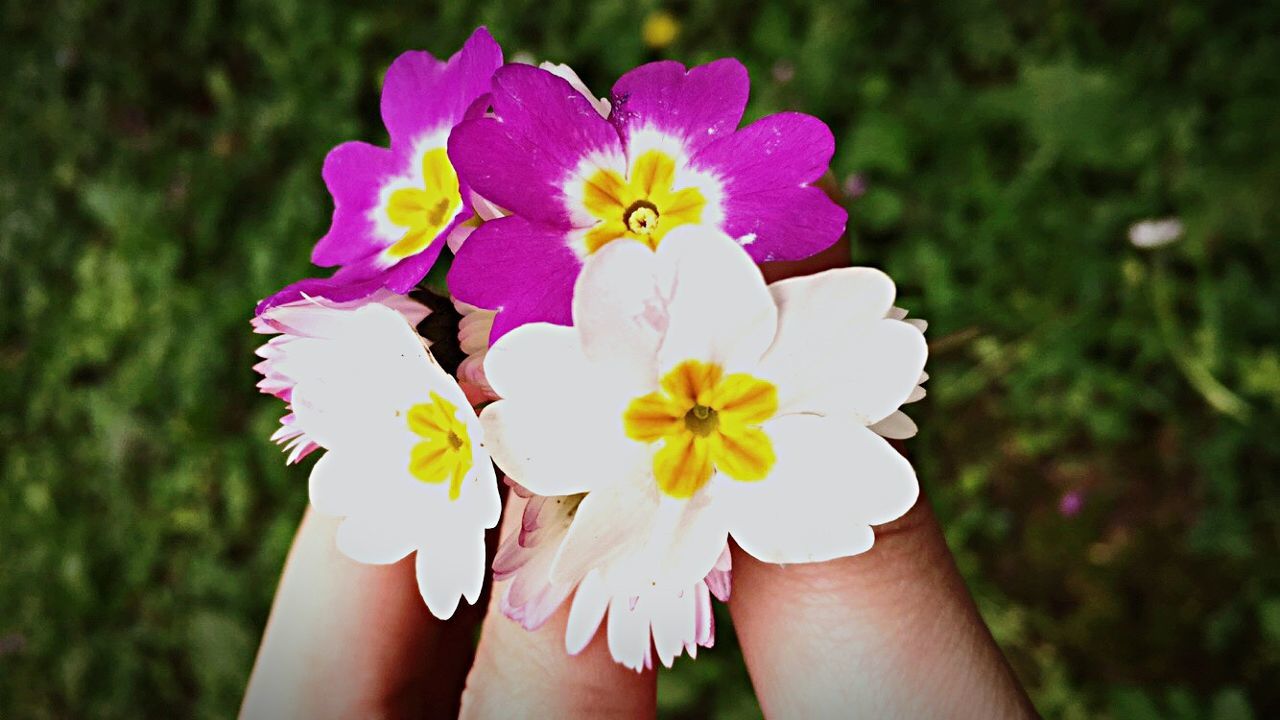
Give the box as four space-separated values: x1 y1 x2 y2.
415 529 486 620
565 571 611 655
725 416 918 565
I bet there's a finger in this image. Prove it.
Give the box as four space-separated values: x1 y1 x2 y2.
241 508 473 719
458 495 657 719
728 497 1036 718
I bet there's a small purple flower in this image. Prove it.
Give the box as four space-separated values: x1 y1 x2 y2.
1059 489 1085 517
446 59 847 341
257 28 503 314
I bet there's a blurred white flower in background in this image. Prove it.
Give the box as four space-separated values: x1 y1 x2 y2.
1128 218 1184 249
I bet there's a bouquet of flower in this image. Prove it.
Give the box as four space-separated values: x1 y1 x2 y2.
252 27 928 671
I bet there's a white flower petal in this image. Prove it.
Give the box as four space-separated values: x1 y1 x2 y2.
465 453 502 530
775 268 898 325
480 399 639 498
869 410 918 440
654 226 778 374
483 323 594 402
565 571 611 655
760 273 927 421
649 586 696 668
549 480 661 587
307 450 396 518
416 529 486 620
573 239 667 394
725 416 918 564
334 515 417 565
287 305 461 451
481 323 645 496
552 482 728 597
607 594 652 672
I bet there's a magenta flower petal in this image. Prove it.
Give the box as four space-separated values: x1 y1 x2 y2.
448 64 623 228
609 58 749 155
256 268 388 315
447 216 580 342
258 29 503 315
311 141 398 268
692 112 846 261
380 27 503 151
445 57 844 340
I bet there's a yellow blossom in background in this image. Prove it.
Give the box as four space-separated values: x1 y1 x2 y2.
642 10 680 49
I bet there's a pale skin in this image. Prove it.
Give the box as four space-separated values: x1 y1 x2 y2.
241 247 1039 720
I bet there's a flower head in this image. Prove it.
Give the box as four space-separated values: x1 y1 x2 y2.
447 59 847 341
480 226 925 602
257 28 503 313
253 291 429 463
493 482 731 670
255 301 501 618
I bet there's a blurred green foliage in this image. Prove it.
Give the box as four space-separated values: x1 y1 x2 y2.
2 0 1279 717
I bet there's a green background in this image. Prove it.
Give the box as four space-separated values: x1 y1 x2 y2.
3 0 1279 717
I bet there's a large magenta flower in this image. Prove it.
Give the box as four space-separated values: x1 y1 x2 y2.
446 59 847 341
257 28 503 313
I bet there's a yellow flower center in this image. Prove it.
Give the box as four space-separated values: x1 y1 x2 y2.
622 360 777 499
406 391 473 500
581 150 706 253
384 148 462 260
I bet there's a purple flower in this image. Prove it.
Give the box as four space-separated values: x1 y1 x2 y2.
1059 489 1085 517
256 28 503 314
446 59 847 341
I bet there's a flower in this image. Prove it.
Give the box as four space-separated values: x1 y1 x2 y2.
1058 489 1085 517
447 59 847 341
256 28 503 314
255 300 500 618
493 482 731 670
641 11 680 50
479 225 926 607
253 291 430 464
442 61 608 256
1128 217 1184 249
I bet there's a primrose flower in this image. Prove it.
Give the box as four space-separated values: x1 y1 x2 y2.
493 483 731 670
256 28 503 313
255 301 500 618
480 226 925 600
447 59 847 340
253 291 429 464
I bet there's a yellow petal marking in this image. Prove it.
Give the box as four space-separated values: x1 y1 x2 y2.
406 391 472 500
384 148 463 260
580 150 706 254
622 359 777 498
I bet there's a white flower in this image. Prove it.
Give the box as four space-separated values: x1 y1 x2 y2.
480 225 927 608
493 483 731 670
253 291 430 464
258 301 500 619
1128 218 1184 249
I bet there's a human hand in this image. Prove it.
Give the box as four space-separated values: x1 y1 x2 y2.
241 247 1037 719
241 491 1035 718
